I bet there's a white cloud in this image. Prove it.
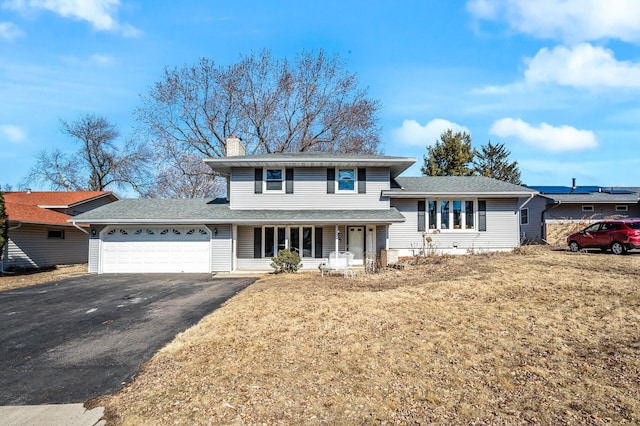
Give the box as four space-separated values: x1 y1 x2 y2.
490 118 598 152
0 21 24 39
392 119 470 147
0 124 26 143
467 0 640 44
90 53 114 65
3 0 140 36
525 43 640 89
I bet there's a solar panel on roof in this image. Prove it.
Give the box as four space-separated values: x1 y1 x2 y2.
526 186 573 194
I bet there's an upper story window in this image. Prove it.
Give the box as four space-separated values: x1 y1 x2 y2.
616 205 628 212
265 169 284 192
582 205 594 212
337 169 356 192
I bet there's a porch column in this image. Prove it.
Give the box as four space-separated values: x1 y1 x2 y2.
385 225 389 249
335 225 340 254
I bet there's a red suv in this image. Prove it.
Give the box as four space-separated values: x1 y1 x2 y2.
567 219 640 254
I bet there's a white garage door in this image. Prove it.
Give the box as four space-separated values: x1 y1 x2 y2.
101 226 211 273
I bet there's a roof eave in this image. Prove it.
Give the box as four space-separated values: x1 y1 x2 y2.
204 157 415 178
383 191 538 198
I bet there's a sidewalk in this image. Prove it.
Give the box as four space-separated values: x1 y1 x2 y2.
0 404 105 426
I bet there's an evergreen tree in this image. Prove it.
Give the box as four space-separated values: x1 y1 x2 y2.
473 141 522 184
421 129 475 176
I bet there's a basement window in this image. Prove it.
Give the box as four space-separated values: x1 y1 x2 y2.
47 229 65 239
616 205 629 212
582 205 594 212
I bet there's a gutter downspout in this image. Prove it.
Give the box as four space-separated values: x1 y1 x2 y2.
1 222 22 274
541 201 561 243
71 221 89 235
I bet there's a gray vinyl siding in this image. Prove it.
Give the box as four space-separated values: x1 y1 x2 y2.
376 226 387 252
389 198 521 253
88 225 105 273
5 224 89 269
230 167 390 210
542 202 640 221
520 196 548 240
237 226 254 259
209 224 232 272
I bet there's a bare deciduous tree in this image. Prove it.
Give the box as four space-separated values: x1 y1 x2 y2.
24 114 152 195
148 152 225 198
136 49 381 196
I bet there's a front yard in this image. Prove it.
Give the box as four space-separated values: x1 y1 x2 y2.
98 247 639 424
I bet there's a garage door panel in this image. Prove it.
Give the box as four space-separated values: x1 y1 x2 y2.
101 227 211 273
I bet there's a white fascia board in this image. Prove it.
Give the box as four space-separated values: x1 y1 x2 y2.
69 217 405 225
383 191 538 198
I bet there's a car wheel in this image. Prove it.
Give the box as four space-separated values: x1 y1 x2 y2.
611 242 627 255
569 241 580 252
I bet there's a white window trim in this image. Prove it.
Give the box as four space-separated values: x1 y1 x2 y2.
264 168 285 193
336 168 357 193
426 199 478 232
616 205 628 212
582 205 594 212
520 208 529 225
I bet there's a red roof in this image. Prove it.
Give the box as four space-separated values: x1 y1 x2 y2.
4 191 113 226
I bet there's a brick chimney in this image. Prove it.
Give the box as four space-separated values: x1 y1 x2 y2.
225 134 246 157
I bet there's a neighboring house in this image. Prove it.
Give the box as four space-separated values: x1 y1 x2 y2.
2 191 118 270
71 137 537 274
520 182 640 244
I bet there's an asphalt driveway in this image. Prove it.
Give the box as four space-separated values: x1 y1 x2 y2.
0 274 255 405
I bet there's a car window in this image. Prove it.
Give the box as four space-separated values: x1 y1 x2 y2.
601 223 621 231
627 222 640 230
583 224 601 233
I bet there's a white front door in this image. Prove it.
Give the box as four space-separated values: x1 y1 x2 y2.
348 226 364 260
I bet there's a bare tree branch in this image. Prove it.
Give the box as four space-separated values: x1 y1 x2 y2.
23 114 152 195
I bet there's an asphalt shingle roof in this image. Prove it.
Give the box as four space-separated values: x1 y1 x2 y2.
71 198 405 224
204 152 416 178
5 191 115 226
388 176 537 195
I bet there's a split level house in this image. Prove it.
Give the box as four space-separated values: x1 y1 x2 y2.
2 191 118 270
70 137 537 274
520 180 640 244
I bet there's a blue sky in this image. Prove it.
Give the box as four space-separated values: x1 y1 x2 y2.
1 0 639 190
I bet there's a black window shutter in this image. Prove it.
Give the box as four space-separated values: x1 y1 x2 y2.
326 168 335 193
254 168 263 194
286 168 294 194
314 227 323 258
253 227 262 258
357 168 366 193
478 200 487 232
417 200 426 232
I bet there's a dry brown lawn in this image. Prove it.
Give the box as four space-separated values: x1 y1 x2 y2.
98 247 640 425
0 264 87 292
